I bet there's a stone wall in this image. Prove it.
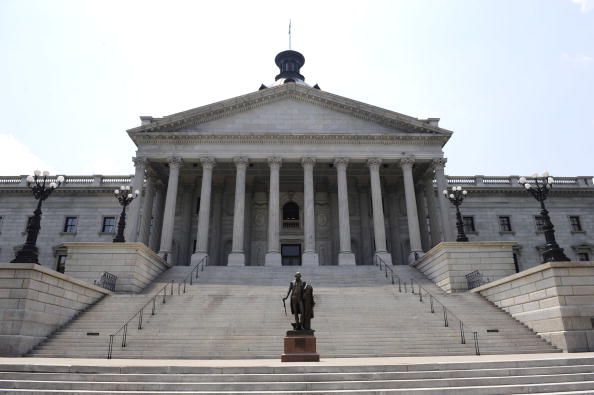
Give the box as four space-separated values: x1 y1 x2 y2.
412 242 517 293
473 262 594 352
0 263 109 356
63 242 170 293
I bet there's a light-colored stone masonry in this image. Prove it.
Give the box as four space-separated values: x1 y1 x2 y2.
473 262 594 352
413 242 518 293
63 242 170 293
0 263 109 356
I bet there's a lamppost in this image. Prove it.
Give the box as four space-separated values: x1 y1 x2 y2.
113 185 139 243
443 185 469 242
11 171 65 264
519 173 570 262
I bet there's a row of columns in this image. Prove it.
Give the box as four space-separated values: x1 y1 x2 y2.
127 156 453 266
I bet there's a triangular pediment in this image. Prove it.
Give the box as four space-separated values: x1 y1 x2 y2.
128 84 452 141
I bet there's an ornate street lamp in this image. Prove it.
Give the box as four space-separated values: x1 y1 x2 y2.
113 185 139 243
12 171 65 264
519 173 570 263
443 185 469 242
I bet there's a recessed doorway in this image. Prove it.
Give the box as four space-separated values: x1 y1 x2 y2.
281 244 301 266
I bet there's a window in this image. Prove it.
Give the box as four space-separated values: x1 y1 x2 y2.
101 216 116 233
63 216 78 233
282 202 300 229
569 216 583 232
0 215 3 233
535 216 546 232
499 216 512 232
577 252 590 261
462 216 475 233
56 255 66 273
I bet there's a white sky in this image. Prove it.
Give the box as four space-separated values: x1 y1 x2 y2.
0 0 593 177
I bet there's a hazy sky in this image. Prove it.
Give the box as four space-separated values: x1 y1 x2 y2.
0 0 593 177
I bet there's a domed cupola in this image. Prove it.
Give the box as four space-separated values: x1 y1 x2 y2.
274 50 305 83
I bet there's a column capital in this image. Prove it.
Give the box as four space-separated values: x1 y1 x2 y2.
268 157 282 168
432 157 447 170
200 156 216 170
301 157 316 167
400 157 415 169
233 156 249 167
132 157 148 167
168 157 183 169
367 158 382 169
334 157 349 168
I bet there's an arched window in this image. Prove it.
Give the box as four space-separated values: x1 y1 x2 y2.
282 202 300 229
283 202 299 220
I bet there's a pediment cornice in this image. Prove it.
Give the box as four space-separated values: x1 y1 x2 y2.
127 84 453 140
132 132 449 146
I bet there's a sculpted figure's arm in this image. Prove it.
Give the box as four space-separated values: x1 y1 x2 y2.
283 281 293 301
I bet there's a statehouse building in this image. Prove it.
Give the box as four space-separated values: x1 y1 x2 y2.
1 50 592 270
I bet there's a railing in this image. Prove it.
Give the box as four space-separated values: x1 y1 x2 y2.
373 255 480 356
107 255 208 359
94 272 117 292
282 220 300 229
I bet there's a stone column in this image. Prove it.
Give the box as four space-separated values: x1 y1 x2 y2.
159 157 182 264
334 158 356 265
302 157 319 266
192 157 215 265
265 157 282 266
368 158 392 265
138 172 156 246
400 157 424 263
416 184 430 252
149 181 164 252
228 157 248 266
358 181 373 265
125 157 147 242
423 174 441 247
433 158 454 242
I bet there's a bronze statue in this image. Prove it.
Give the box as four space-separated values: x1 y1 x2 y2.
283 272 315 330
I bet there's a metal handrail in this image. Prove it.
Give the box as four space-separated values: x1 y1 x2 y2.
373 254 480 355
107 255 208 359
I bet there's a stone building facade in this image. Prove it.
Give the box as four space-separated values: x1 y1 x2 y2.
1 51 593 271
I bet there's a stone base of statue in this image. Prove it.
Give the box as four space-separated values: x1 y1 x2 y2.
281 330 320 362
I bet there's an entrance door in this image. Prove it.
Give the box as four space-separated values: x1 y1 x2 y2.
281 244 301 266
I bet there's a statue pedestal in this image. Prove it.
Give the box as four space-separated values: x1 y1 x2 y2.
281 330 320 362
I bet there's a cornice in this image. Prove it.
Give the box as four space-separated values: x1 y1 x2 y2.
128 84 453 139
132 133 448 146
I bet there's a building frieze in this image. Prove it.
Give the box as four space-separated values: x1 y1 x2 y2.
133 133 448 146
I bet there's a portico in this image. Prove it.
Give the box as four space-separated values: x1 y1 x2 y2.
123 50 454 266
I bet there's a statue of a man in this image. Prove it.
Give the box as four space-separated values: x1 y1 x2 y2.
283 272 311 330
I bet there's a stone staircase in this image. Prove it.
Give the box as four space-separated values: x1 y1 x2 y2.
29 265 558 359
2 355 594 393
